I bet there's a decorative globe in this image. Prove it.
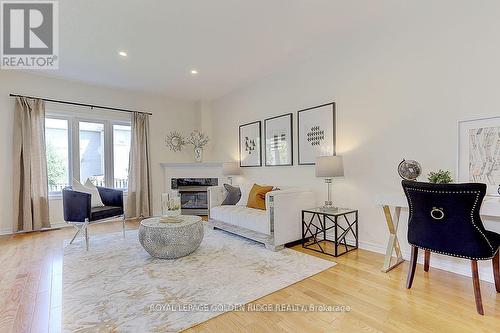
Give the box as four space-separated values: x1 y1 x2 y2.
398 159 421 180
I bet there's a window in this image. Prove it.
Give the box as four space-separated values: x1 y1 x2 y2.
79 122 105 186
45 118 69 194
44 114 131 196
113 124 131 189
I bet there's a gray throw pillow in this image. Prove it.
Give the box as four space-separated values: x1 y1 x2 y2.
222 184 241 205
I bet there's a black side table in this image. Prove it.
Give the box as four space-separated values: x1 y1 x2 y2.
302 207 358 257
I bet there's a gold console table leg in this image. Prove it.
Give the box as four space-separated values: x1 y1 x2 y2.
381 205 405 272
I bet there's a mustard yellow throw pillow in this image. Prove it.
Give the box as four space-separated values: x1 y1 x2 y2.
247 184 274 210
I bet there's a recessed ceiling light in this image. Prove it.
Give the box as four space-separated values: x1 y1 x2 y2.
190 69 198 75
118 51 128 57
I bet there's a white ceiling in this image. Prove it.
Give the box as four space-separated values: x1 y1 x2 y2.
38 0 399 101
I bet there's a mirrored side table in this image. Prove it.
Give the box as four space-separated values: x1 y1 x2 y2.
302 207 358 257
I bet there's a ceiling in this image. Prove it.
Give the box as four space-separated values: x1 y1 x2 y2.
34 0 400 101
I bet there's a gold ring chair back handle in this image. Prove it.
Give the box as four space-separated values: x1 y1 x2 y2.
430 207 445 220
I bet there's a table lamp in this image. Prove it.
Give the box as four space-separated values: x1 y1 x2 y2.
222 162 241 185
315 155 344 208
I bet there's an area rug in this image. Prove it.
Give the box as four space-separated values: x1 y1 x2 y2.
63 226 335 332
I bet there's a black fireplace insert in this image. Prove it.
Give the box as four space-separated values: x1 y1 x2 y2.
171 178 218 215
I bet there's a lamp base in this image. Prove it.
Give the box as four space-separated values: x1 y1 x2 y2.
323 178 333 210
321 201 336 212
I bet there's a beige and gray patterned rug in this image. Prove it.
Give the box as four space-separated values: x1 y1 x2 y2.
63 226 335 332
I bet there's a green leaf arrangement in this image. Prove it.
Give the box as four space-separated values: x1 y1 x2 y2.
427 170 453 184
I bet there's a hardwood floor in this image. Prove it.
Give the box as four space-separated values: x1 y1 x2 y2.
0 220 499 333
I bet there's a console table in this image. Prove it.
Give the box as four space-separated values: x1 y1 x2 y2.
376 193 500 272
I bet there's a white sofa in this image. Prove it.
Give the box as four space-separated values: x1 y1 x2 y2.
207 186 315 250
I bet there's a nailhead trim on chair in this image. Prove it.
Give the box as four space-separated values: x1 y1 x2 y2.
409 243 499 261
404 187 496 260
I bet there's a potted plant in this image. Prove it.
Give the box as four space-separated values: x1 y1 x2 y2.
427 170 453 184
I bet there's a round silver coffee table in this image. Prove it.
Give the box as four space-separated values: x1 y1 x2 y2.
139 215 204 259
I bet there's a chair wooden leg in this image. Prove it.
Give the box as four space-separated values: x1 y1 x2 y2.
471 260 484 315
493 251 500 293
424 249 430 272
406 246 418 289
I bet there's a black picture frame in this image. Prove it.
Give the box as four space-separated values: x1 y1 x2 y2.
239 121 262 167
297 102 336 165
264 113 293 166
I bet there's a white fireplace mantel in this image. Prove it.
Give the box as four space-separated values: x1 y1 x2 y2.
160 162 223 168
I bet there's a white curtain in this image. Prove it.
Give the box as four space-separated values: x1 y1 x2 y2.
126 112 152 218
13 97 50 232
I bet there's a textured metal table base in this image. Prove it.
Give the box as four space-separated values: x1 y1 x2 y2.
139 216 204 259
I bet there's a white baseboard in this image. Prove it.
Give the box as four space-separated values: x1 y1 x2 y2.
0 227 13 236
358 240 494 283
0 222 71 236
51 222 71 229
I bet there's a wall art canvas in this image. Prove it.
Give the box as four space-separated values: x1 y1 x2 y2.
458 116 500 196
239 121 262 167
265 113 293 166
297 102 336 165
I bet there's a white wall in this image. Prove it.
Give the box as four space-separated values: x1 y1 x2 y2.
204 1 500 282
0 71 199 233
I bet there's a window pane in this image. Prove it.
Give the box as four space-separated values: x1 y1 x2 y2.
45 118 69 193
113 124 131 189
79 122 105 186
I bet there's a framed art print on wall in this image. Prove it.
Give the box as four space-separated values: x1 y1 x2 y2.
264 113 293 166
239 121 262 167
458 115 500 196
297 102 336 165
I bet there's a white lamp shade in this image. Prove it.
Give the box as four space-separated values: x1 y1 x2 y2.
222 162 242 176
315 155 344 178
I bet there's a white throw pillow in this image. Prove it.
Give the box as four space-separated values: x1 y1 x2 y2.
71 178 105 208
236 182 253 206
84 179 106 207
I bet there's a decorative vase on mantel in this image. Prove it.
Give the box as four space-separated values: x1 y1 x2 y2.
194 147 203 163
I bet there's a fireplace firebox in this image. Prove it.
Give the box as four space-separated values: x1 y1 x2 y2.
171 178 218 215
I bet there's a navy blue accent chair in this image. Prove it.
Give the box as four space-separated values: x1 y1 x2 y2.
63 186 125 250
402 180 500 315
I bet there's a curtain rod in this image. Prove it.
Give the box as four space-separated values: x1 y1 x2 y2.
9 93 153 116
